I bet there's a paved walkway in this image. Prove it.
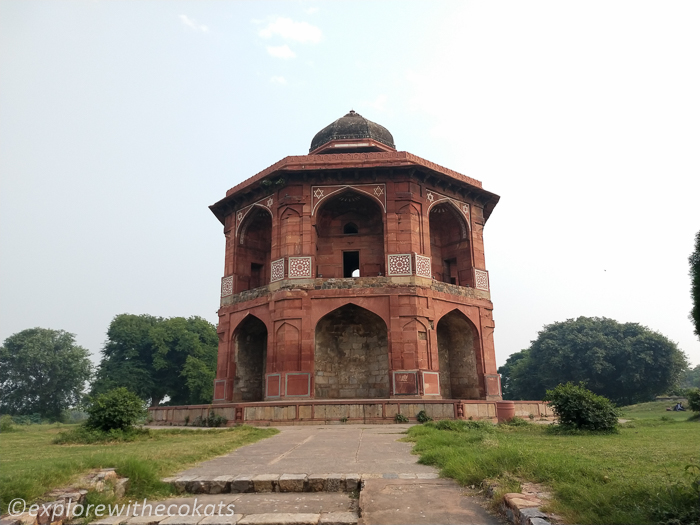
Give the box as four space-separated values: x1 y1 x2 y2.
136 424 503 525
178 425 436 478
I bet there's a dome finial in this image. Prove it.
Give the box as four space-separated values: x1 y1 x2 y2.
310 110 395 153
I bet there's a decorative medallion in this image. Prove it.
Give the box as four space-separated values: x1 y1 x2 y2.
387 254 412 276
415 254 432 278
288 256 312 278
475 269 489 291
221 275 234 297
271 258 285 282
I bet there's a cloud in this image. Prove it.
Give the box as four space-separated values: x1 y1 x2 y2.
306 7 319 15
270 76 288 85
259 17 322 43
369 94 388 111
179 15 209 33
266 45 296 59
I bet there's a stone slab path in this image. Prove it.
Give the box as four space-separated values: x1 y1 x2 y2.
177 425 436 478
104 424 504 525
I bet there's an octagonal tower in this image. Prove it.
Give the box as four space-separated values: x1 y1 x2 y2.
210 111 501 404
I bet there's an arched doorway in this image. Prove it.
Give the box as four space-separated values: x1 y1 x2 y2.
232 316 267 401
237 207 272 291
314 304 389 399
428 203 470 286
436 310 481 399
315 190 385 278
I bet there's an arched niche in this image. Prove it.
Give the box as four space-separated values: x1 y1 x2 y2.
237 207 272 291
436 310 481 399
428 202 471 285
314 304 389 399
315 190 385 278
232 315 267 401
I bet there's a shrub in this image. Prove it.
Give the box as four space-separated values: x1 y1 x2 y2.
0 414 14 432
190 412 227 428
416 410 432 423
394 413 409 423
12 413 43 425
544 382 620 432
686 388 700 412
86 388 146 431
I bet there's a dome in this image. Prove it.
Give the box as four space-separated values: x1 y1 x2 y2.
310 110 395 153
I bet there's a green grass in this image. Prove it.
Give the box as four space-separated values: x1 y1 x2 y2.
406 418 700 525
0 424 277 514
621 399 691 420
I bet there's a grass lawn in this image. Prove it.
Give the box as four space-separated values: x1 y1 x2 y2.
406 411 699 525
0 424 277 515
621 399 690 420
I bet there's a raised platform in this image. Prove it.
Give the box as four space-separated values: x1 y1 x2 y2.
148 398 551 426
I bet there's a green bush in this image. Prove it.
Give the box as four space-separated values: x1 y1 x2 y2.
86 388 146 431
544 382 620 432
190 412 227 428
12 413 43 425
0 414 15 432
394 413 409 423
686 388 700 412
416 410 432 423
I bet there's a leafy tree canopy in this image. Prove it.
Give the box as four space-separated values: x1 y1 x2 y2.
0 328 92 420
690 230 700 341
499 316 688 405
91 314 218 406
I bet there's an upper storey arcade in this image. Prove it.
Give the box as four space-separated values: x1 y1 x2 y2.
211 111 500 303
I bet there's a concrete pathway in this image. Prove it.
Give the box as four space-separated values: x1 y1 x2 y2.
114 424 504 525
178 425 436 478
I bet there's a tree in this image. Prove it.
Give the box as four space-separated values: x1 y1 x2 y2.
499 317 688 405
690 230 700 341
0 328 92 420
679 364 700 390
497 349 529 400
91 314 218 406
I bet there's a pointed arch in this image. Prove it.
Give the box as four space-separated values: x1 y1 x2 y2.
236 207 272 291
231 315 268 401
436 309 482 399
429 202 472 286
314 189 385 278
314 303 389 399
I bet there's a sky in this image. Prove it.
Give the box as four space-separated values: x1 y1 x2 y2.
1 1 699 370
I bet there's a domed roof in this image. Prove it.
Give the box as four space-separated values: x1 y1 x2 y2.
310 110 395 153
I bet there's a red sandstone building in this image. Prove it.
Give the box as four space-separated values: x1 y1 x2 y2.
210 111 502 406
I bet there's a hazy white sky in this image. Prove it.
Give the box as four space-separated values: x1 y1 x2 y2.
1 1 699 368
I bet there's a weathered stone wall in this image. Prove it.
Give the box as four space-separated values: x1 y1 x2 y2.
437 311 480 399
314 304 390 399
233 316 267 401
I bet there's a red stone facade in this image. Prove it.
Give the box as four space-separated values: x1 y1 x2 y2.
210 116 501 403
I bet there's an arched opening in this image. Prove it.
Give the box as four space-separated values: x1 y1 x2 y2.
315 191 384 278
237 208 272 291
314 304 389 399
436 310 481 399
429 203 471 286
232 316 267 401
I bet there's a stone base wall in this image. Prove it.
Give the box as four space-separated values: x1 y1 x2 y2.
149 399 552 426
